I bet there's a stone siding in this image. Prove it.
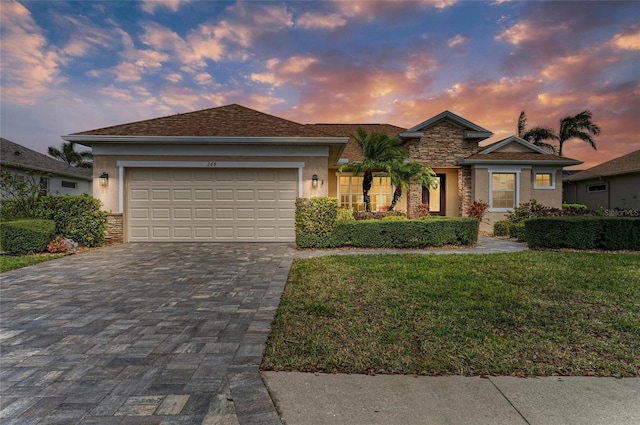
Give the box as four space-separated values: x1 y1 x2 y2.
404 120 481 218
106 213 123 243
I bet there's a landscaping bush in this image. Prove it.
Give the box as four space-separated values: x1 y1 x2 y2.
0 219 56 254
381 215 408 221
562 203 589 216
295 197 340 248
525 217 640 250
493 220 509 237
2 195 108 247
336 207 355 222
508 222 526 242
34 195 108 247
352 210 406 220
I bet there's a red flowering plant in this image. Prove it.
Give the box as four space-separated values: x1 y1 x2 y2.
46 236 78 254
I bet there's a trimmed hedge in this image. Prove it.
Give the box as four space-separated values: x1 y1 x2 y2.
0 219 56 254
493 220 509 237
296 197 479 248
298 218 478 248
525 217 640 250
2 195 108 247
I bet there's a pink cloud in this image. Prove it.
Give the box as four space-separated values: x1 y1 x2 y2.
611 26 640 50
296 12 347 30
141 0 189 14
0 0 63 104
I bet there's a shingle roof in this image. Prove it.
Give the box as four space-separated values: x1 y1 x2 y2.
564 149 640 181
307 124 406 162
1 138 92 180
72 104 332 138
464 152 581 162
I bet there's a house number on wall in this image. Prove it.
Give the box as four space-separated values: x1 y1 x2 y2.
207 162 217 167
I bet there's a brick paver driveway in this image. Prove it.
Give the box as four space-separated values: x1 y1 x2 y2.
1 243 295 425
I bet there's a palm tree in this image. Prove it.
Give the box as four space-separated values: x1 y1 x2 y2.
516 110 601 156
557 110 600 157
338 129 407 212
48 142 93 168
388 161 437 211
517 111 558 154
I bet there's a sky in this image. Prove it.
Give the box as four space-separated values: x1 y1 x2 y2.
1 0 639 170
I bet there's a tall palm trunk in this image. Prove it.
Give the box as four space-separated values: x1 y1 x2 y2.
363 170 373 212
388 186 402 211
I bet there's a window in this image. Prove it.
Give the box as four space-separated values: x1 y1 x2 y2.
491 173 516 209
61 181 77 189
534 172 554 189
39 177 49 196
338 175 393 211
587 184 607 192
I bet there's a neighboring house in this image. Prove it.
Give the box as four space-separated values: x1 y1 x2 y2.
563 149 640 210
0 138 92 198
62 104 580 242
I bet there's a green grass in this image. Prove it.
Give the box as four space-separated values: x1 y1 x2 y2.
262 251 640 377
0 253 66 272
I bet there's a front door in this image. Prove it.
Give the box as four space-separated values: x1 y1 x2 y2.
422 174 446 216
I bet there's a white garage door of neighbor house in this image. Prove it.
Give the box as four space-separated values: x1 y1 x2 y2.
127 168 297 242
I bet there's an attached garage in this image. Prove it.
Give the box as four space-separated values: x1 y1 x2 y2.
127 167 297 242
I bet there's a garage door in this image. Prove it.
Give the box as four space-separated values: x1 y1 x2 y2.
127 168 297 242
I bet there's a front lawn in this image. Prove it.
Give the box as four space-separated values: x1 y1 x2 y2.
262 251 640 377
0 253 66 273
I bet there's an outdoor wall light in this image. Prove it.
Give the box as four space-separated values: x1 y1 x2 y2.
312 174 319 188
99 172 109 187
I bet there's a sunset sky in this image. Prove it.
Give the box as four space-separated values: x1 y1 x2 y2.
1 0 639 169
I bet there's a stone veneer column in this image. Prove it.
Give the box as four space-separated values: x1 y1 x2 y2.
458 167 473 216
106 213 123 244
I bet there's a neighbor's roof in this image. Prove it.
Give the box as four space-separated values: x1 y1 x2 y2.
307 124 406 162
0 138 92 181
564 149 640 182
71 104 333 139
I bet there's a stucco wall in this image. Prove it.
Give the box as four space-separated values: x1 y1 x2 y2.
93 154 328 213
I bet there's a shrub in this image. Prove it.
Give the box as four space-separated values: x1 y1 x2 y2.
47 236 78 254
34 195 108 247
295 197 339 247
465 200 489 222
493 220 509 237
562 203 589 216
526 217 640 250
508 222 526 242
418 203 430 218
352 210 406 220
0 219 56 254
336 208 355 222
381 215 408 221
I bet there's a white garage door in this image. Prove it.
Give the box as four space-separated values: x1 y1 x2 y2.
127 168 297 242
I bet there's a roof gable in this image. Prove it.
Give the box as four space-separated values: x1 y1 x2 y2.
72 104 331 138
479 136 550 155
0 138 92 180
565 149 640 181
404 110 493 138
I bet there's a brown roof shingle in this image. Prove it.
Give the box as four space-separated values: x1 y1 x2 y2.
565 149 640 181
73 104 332 138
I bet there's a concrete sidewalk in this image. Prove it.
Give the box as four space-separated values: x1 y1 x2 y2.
262 372 640 425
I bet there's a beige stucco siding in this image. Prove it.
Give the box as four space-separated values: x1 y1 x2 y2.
93 155 328 213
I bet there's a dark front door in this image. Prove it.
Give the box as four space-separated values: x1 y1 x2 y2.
422 174 446 216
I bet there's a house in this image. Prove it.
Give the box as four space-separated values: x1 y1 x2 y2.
563 149 640 210
1 138 92 198
62 104 580 242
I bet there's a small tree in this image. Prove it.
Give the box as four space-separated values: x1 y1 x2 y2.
0 169 43 219
388 161 437 211
339 129 407 212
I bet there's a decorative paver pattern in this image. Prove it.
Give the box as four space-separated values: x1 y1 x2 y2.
1 243 295 425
